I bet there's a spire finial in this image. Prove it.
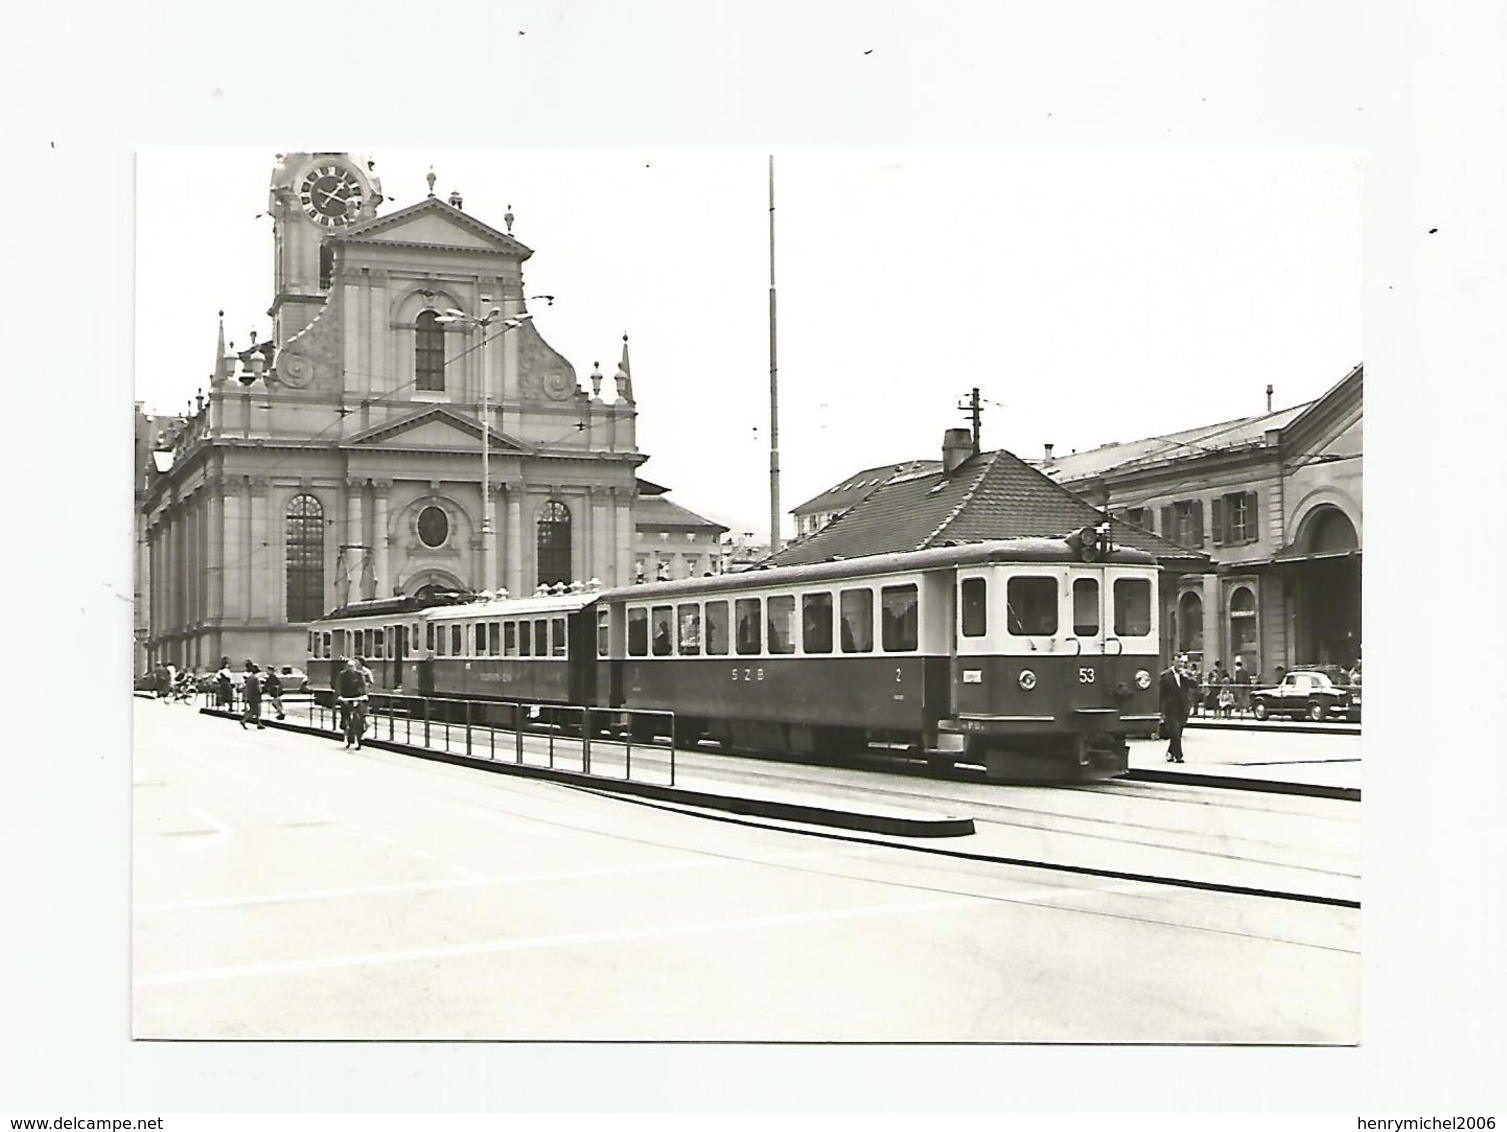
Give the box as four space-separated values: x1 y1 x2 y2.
504 204 514 234
426 168 436 198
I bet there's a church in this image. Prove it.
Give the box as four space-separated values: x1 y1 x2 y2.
137 152 649 674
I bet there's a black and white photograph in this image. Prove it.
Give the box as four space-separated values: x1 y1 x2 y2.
6 0 1504 1119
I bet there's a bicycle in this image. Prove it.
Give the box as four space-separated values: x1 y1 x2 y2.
337 695 369 749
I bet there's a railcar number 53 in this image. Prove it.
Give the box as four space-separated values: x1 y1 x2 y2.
1078 667 1096 683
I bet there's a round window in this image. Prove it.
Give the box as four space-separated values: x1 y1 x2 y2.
417 505 449 548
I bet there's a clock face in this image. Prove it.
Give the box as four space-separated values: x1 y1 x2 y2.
298 163 364 226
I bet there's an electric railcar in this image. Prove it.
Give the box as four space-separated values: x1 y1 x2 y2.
306 535 1162 781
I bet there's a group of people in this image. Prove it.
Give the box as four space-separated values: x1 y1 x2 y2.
205 656 286 730
149 661 196 702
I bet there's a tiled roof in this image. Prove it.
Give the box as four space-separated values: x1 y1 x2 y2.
768 449 1202 567
1039 404 1309 483
636 495 729 533
790 459 943 515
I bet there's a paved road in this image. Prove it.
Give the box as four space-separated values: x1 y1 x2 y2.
133 701 1359 1042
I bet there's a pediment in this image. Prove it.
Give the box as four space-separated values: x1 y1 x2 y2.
345 406 533 452
333 198 533 258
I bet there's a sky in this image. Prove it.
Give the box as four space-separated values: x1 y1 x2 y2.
11 0 1507 1115
135 148 1362 540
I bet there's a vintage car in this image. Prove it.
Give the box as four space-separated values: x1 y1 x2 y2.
1251 669 1359 722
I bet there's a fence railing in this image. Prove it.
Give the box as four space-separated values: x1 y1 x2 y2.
203 687 678 786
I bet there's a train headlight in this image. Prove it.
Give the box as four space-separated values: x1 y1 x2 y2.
1134 668 1152 690
1018 669 1037 691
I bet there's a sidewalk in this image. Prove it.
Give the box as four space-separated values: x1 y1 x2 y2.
1125 735 1360 797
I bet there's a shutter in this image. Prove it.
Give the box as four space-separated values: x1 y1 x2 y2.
1210 497 1225 546
1160 505 1174 541
1192 499 1204 546
1245 491 1259 543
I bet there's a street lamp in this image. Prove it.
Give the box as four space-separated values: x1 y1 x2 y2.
435 301 536 593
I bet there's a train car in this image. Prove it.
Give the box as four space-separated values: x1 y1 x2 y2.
594 536 1161 781
307 588 599 707
306 590 479 695
417 591 599 704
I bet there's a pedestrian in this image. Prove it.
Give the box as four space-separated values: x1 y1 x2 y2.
1159 654 1193 763
216 657 235 709
1217 668 1235 719
1204 660 1225 716
239 660 265 730
263 666 286 721
1233 657 1252 716
152 660 170 701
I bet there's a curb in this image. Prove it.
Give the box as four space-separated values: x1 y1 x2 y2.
1122 767 1360 802
1185 719 1360 736
197 709 976 839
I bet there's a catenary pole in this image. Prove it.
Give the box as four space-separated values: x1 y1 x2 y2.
768 155 781 554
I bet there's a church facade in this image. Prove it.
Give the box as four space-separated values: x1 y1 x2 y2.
137 152 645 674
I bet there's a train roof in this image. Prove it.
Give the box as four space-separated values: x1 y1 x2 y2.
313 590 480 623
601 537 1158 602
422 590 600 621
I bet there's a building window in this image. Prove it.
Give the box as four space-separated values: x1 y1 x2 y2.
415 310 445 392
319 244 335 291
1160 500 1205 547
537 500 572 585
1228 583 1258 668
1212 491 1259 546
417 505 449 549
285 494 325 622
1121 507 1151 532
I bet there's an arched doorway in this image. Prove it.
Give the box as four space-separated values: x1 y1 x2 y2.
1227 583 1259 675
1293 505 1361 666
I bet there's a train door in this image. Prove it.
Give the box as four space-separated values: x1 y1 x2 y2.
394 624 408 690
1067 567 1109 709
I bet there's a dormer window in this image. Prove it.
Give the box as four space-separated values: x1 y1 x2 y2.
415 310 445 392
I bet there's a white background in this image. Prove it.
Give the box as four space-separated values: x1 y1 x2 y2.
5 0 1505 1116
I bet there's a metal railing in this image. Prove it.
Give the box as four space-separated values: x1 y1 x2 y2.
274 690 678 786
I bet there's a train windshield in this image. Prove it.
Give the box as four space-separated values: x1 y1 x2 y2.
1073 578 1100 636
1007 576 1058 636
1113 577 1153 636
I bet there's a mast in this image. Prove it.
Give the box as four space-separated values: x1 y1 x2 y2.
768 155 781 554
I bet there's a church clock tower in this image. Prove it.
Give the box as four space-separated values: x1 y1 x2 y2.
267 152 383 345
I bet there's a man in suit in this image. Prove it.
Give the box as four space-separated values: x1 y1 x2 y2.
1159 654 1193 763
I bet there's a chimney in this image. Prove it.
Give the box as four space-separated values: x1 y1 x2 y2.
1266 384 1274 413
943 428 973 474
1043 443 1055 463
448 189 463 209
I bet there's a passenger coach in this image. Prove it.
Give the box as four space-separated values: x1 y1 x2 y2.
595 536 1161 780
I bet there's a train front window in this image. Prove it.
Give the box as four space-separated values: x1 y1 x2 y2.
1073 578 1100 636
802 592 833 654
705 601 729 655
839 589 873 653
960 577 987 638
651 606 674 656
881 584 919 652
1113 577 1152 636
627 608 648 657
1007 576 1058 636
734 598 762 655
767 595 796 654
677 604 702 655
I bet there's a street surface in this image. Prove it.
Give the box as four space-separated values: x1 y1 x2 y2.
133 699 1360 1042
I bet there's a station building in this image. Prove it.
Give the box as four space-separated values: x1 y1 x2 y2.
1040 364 1363 678
136 152 654 674
776 364 1361 679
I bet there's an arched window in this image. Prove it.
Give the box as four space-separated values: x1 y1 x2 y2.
1177 589 1204 665
1228 584 1258 670
537 500 572 586
415 310 445 392
286 494 325 622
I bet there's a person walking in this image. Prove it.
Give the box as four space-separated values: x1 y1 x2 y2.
263 667 286 721
1159 654 1193 763
239 660 265 730
152 661 171 701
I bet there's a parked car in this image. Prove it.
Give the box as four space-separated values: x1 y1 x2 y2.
1251 669 1359 722
263 665 308 693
